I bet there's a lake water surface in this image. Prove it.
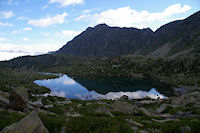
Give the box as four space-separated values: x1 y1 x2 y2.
34 74 173 100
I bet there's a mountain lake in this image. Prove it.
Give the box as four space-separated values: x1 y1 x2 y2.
34 73 174 100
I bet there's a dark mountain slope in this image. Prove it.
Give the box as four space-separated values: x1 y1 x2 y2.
58 24 155 57
150 11 200 57
58 11 200 58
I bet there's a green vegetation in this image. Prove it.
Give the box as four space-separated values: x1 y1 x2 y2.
65 116 132 133
0 110 25 130
0 66 58 94
38 113 66 133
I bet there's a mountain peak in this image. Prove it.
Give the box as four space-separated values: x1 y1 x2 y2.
95 23 109 28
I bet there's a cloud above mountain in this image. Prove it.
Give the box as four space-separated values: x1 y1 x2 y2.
28 13 67 28
76 4 191 30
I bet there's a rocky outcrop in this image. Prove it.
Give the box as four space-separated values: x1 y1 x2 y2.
1 111 48 133
111 100 137 114
95 106 114 117
9 87 29 112
29 100 43 108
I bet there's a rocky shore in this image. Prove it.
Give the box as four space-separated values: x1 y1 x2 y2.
0 85 200 133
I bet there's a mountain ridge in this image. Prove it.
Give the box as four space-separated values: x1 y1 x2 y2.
57 11 200 58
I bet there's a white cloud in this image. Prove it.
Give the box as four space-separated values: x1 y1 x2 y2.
41 32 50 36
76 4 191 30
50 91 66 97
17 16 29 20
23 38 29 41
49 0 84 7
7 0 18 5
0 43 62 61
83 9 90 14
12 27 32 34
0 11 15 19
0 51 27 61
103 88 167 100
61 30 81 37
0 22 13 27
42 5 48 10
75 14 91 21
28 12 67 28
23 27 32 31
0 37 7 41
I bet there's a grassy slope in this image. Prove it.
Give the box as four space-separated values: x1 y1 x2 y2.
45 55 200 87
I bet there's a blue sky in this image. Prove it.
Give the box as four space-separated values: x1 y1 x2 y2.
0 0 199 60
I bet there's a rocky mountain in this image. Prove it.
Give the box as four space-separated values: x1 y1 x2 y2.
57 11 200 58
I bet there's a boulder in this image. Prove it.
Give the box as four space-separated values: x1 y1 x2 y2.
139 100 155 104
44 104 54 109
9 87 29 112
29 101 43 108
126 119 144 127
61 126 66 133
111 100 136 114
138 107 152 116
139 130 149 133
1 111 48 133
57 100 72 105
95 106 114 117
155 104 168 114
180 126 191 133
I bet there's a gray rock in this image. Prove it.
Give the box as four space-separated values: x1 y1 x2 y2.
155 104 168 114
44 104 54 109
0 94 9 108
0 90 9 98
180 126 191 133
29 101 43 108
57 100 72 105
86 102 92 106
9 87 29 112
65 112 81 117
131 126 138 132
152 118 175 123
1 111 48 133
138 107 152 116
139 130 149 133
61 126 66 133
95 106 114 117
139 100 155 104
126 119 144 127
111 100 136 114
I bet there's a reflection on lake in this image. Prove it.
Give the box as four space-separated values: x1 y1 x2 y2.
34 74 170 100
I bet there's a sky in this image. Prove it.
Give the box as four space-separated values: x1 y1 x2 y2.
0 0 199 61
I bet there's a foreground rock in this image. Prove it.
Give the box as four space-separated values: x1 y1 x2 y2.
111 100 137 114
9 87 29 112
1 111 48 133
95 106 114 117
